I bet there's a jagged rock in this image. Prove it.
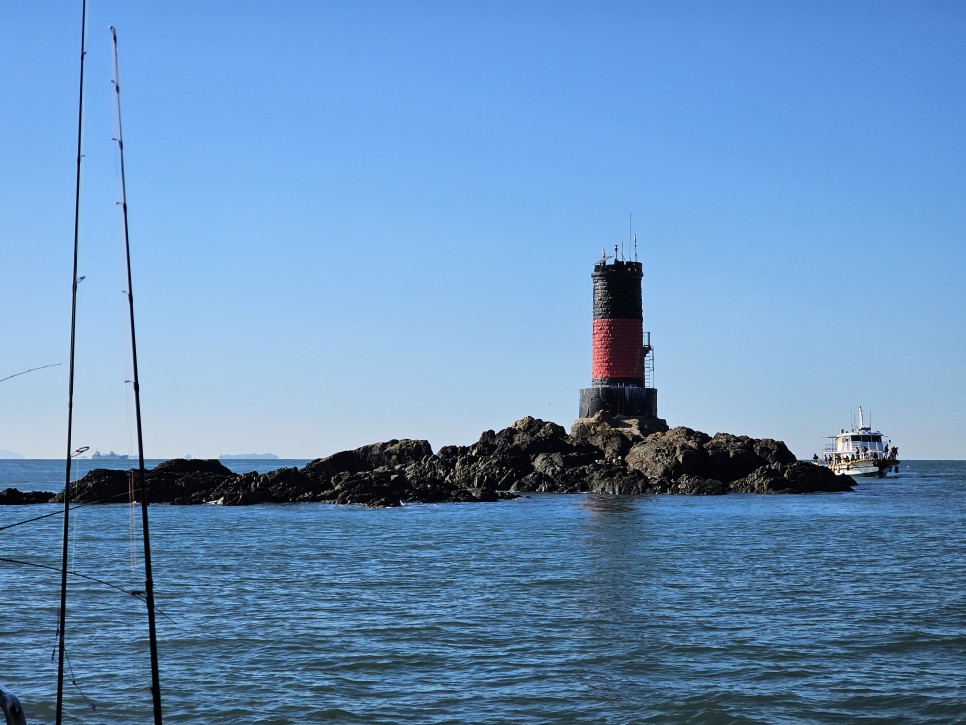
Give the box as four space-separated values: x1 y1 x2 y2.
52 459 236 505
0 487 55 504
582 464 655 495
304 439 433 478
144 459 236 502
153 458 234 476
731 462 853 493
569 411 668 460
485 416 570 457
10 416 854 507
329 470 409 507
704 433 797 482
180 466 320 505
625 427 712 480
51 468 129 504
669 475 729 495
782 461 854 492
532 452 565 478
730 465 789 493
569 411 638 460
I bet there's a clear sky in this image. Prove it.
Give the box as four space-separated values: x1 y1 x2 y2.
1 1 963 460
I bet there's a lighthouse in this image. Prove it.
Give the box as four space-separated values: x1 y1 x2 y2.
578 247 661 424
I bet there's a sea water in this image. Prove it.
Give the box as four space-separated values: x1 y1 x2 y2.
0 460 963 723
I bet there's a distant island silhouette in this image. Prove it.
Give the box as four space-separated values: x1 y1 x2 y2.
219 453 279 460
0 449 24 459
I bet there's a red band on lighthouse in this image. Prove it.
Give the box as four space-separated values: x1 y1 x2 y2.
592 318 643 380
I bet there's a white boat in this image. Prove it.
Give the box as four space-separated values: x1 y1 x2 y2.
819 406 900 477
91 450 129 460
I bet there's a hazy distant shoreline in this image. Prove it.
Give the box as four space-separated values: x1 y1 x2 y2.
219 453 279 460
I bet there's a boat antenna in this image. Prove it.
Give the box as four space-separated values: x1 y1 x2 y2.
57 0 87 720
111 25 163 724
0 363 61 385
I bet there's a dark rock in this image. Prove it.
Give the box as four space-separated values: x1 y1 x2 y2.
625 427 712 480
568 410 667 461
180 466 322 506
568 411 637 460
485 417 570 457
704 433 796 483
304 439 433 478
329 469 410 507
669 475 729 496
731 462 854 494
152 458 234 476
22 416 850 508
144 459 236 503
583 464 656 495
0 487 56 505
730 465 790 494
51 460 237 505
783 461 854 492
51 468 129 504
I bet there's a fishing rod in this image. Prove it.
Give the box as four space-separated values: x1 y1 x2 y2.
56 0 87 720
0 363 61 385
111 25 164 724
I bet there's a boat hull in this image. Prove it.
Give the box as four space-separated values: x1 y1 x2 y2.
827 459 900 477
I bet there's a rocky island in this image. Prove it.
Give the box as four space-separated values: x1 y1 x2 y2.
2 414 851 508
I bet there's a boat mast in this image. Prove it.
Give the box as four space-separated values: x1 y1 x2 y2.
111 25 164 724
56 0 87 720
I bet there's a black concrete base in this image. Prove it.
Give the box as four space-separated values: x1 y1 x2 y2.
579 385 658 419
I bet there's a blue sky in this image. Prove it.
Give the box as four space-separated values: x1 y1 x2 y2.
1 1 963 460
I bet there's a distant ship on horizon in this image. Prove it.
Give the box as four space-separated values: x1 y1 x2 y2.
91 450 129 460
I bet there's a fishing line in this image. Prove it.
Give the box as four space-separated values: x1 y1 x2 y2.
0 486 157 534
50 647 97 713
129 469 138 567
64 652 97 712
0 363 62 385
68 452 86 587
1 504 84 533
1 556 175 622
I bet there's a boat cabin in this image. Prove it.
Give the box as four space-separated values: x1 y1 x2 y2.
822 406 898 464
830 428 888 456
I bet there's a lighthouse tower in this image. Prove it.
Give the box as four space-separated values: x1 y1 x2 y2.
578 247 660 423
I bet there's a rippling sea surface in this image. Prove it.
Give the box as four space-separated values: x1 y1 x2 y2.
1 459 963 723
